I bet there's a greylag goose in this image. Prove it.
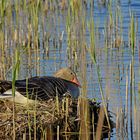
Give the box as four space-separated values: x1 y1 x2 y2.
0 67 80 104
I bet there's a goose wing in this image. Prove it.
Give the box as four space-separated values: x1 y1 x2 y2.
15 76 68 100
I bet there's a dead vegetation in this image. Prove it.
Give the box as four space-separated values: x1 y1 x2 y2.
0 97 114 139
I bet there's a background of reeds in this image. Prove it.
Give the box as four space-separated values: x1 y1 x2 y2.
0 0 140 139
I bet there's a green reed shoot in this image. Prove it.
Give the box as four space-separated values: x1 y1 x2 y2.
12 49 20 96
129 12 136 56
12 48 20 140
87 17 111 129
70 0 80 17
129 11 137 138
25 77 33 140
0 31 5 79
0 0 7 79
0 0 6 22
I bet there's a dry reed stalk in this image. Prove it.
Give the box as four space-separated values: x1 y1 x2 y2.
79 97 90 140
27 111 32 140
116 108 119 139
138 111 140 140
139 41 140 63
134 105 137 138
133 80 137 139
46 125 53 140
0 64 4 80
27 24 32 75
92 112 95 140
59 0 67 10
56 92 60 115
133 84 137 135
81 44 87 96
23 133 26 140
95 107 105 140
33 101 37 140
120 108 125 139
125 66 128 135
65 97 69 135
57 125 59 140
105 65 110 109
130 61 134 139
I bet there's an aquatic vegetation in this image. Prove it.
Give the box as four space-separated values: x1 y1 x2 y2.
0 0 140 139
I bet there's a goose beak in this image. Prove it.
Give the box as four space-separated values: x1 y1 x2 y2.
72 77 81 87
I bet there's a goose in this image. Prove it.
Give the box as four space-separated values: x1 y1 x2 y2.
0 67 80 104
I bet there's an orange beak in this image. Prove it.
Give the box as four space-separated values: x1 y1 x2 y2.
72 77 81 87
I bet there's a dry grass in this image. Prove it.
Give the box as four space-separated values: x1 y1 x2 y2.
0 97 114 139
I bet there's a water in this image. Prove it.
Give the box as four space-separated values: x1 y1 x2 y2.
1 0 140 139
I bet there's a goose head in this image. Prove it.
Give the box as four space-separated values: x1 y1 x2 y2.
54 67 80 87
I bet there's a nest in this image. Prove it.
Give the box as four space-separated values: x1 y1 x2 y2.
0 97 115 139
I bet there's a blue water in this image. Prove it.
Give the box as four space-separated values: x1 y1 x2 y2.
26 1 140 139
3 0 140 139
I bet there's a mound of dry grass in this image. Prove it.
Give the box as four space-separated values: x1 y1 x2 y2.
0 97 114 139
